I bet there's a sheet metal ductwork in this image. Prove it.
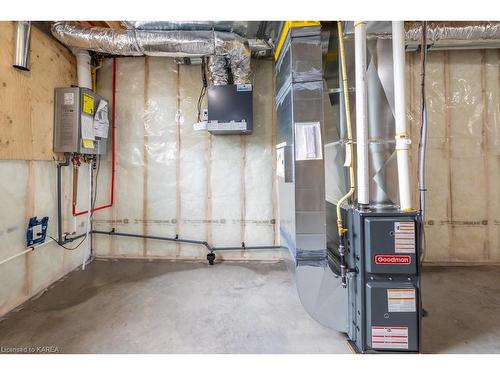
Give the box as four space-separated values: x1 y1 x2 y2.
333 28 399 209
50 22 251 84
13 21 32 71
275 24 348 332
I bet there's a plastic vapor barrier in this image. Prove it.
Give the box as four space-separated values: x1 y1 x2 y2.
335 31 500 263
407 49 500 263
0 160 91 316
92 57 279 260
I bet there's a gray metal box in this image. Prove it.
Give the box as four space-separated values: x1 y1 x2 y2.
366 281 419 351
346 208 421 353
364 217 417 274
207 84 253 134
53 87 109 155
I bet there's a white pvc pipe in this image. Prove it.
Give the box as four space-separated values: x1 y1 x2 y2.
74 49 92 89
0 238 55 267
392 21 413 211
354 21 369 206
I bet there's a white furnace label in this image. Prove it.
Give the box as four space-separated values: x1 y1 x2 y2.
394 221 415 253
371 326 408 349
387 289 416 312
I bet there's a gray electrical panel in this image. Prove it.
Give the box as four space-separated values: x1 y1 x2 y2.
53 87 109 155
207 84 253 134
346 208 421 353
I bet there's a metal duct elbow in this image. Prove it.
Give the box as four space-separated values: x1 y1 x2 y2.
51 22 252 84
13 21 32 71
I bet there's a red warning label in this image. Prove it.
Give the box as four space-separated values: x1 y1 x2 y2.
374 254 411 265
371 326 409 349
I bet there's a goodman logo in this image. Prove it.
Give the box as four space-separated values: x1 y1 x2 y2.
374 254 411 265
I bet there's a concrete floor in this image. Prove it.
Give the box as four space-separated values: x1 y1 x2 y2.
421 266 500 353
0 260 499 354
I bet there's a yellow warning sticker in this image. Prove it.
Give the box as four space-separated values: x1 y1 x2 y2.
82 139 94 149
82 93 95 115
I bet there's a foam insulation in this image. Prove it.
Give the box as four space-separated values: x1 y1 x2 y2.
0 160 91 317
92 57 278 261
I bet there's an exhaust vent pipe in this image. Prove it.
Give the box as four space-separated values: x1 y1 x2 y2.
73 49 92 89
13 21 32 71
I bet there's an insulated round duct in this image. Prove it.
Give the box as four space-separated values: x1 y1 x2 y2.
50 22 252 84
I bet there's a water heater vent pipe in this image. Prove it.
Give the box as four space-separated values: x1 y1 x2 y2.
73 49 92 90
354 21 369 206
392 21 413 211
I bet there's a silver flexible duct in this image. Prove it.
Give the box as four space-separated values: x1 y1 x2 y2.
207 55 229 85
123 21 273 57
51 22 251 84
406 21 500 50
122 21 249 36
344 21 500 50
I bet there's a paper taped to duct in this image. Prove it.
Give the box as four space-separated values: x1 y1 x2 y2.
294 122 323 161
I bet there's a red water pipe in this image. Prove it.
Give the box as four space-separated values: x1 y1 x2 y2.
73 57 117 216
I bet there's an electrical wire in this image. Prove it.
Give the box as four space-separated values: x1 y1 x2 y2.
197 57 208 122
49 235 87 251
417 21 428 264
418 21 428 217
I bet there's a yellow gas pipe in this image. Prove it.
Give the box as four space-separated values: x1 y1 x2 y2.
336 21 356 236
91 57 103 92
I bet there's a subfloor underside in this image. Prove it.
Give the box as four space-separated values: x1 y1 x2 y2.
0 260 499 354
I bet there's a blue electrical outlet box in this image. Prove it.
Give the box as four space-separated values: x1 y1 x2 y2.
26 216 49 247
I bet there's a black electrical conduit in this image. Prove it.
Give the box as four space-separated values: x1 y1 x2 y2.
93 229 212 250
92 229 282 265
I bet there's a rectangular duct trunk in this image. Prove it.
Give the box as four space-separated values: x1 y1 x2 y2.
275 25 326 262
